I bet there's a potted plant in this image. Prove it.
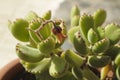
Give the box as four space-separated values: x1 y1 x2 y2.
0 5 120 80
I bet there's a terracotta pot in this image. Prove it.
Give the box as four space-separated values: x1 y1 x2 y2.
0 59 24 80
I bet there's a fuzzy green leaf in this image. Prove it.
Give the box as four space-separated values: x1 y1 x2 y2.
116 65 120 80
29 18 52 43
73 31 87 56
8 19 29 42
16 43 44 63
115 54 120 66
21 58 51 74
42 10 51 20
93 9 106 27
68 27 80 43
104 44 120 60
96 27 105 39
79 14 94 41
62 50 84 68
92 38 110 53
25 11 39 22
105 23 120 45
71 15 80 27
72 67 84 80
37 37 55 55
87 28 99 44
49 55 69 78
88 55 111 68
82 66 100 80
71 5 80 18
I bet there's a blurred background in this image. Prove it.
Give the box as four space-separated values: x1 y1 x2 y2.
0 0 120 68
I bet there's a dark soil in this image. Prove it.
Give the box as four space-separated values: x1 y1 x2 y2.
13 70 36 80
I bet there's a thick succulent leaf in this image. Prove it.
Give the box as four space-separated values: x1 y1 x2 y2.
39 23 52 40
49 55 69 78
82 66 100 80
79 14 94 42
72 67 84 80
21 58 51 74
71 5 80 18
29 37 37 48
29 18 52 43
62 50 84 68
37 36 55 55
42 10 51 20
71 15 80 27
96 27 105 39
116 65 120 80
73 31 87 56
60 22 67 36
88 55 111 68
104 44 120 60
93 9 106 27
68 27 79 43
105 23 120 45
115 54 120 66
24 11 39 22
16 43 44 63
92 38 110 53
29 18 42 43
87 28 99 44
8 19 29 42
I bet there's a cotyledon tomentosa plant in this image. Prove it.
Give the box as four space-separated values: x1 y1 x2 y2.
68 5 120 80
8 5 120 80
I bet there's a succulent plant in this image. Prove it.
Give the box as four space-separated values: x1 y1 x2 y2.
68 5 120 80
8 5 120 80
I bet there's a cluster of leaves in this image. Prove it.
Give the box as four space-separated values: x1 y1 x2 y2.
8 5 120 80
68 5 120 80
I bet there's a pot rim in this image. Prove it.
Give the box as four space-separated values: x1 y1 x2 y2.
0 58 24 80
